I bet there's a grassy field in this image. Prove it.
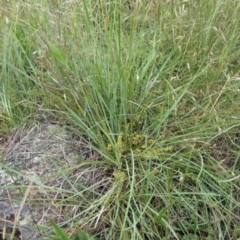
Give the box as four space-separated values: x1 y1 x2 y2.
1 0 240 239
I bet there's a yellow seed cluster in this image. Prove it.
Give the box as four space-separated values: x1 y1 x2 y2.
113 171 126 182
132 134 145 145
106 131 174 157
116 134 126 154
144 149 161 156
161 146 174 153
107 143 112 152
135 149 142 154
105 114 173 157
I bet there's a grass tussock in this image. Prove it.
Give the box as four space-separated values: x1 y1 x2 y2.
1 0 240 239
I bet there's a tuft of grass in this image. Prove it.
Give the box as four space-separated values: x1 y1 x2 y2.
1 0 240 239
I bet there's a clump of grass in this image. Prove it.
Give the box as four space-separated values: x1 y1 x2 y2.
1 0 240 239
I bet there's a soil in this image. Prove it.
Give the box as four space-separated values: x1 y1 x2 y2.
0 123 102 240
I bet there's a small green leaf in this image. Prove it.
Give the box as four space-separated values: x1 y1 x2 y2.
155 206 169 227
76 229 101 240
49 44 66 62
50 220 70 240
139 48 156 79
76 230 89 240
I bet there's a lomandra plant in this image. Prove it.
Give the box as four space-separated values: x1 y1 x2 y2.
1 0 240 239
45 0 201 166
45 0 240 239
46 1 167 166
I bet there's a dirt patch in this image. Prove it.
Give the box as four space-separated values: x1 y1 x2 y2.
0 123 110 240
